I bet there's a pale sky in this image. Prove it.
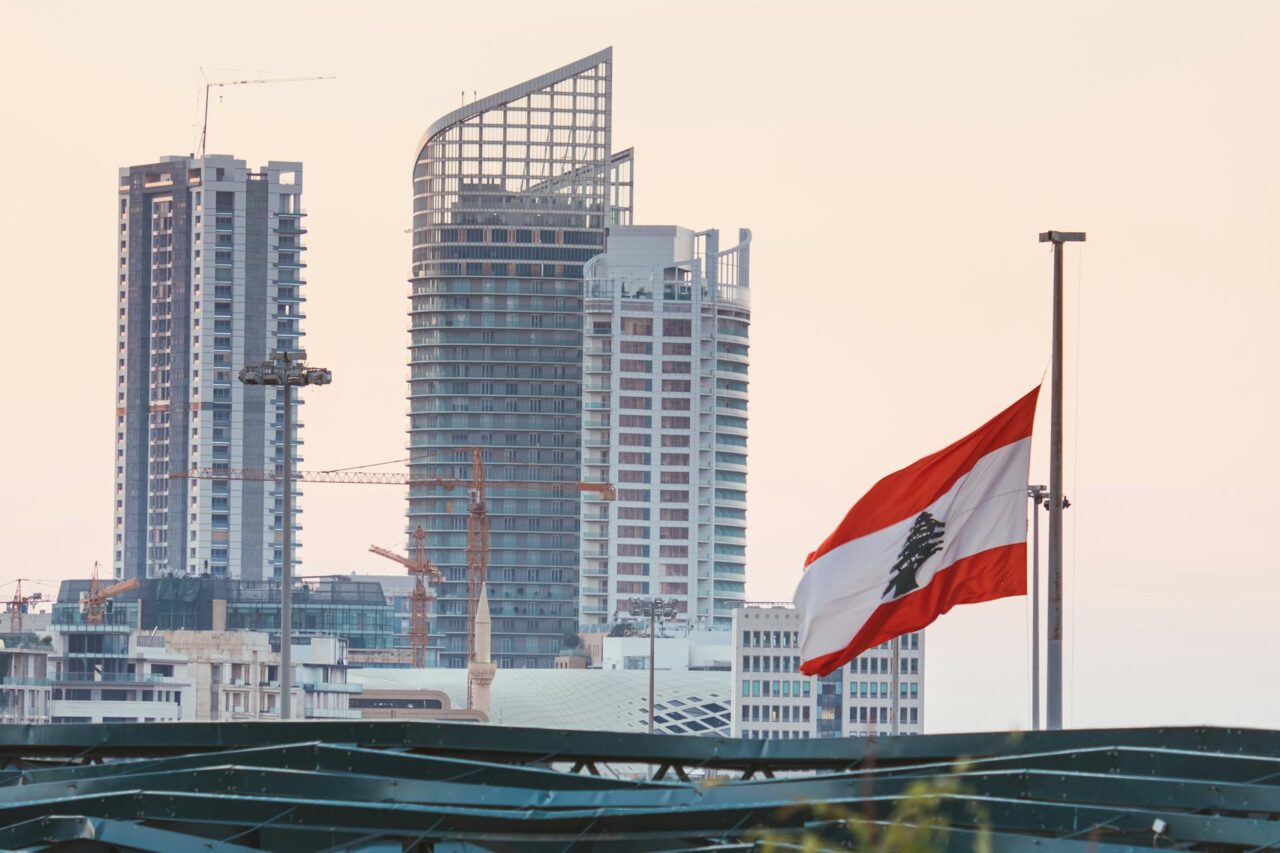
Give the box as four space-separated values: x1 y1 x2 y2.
2 0 1277 733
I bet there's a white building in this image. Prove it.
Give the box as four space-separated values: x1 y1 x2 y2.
0 634 53 724
731 604 924 740
352 668 733 736
49 628 191 724
579 225 751 631
163 632 359 721
595 628 732 672
115 155 307 581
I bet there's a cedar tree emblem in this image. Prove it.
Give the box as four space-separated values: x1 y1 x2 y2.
883 511 946 600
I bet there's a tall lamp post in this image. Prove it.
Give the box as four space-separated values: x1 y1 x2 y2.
239 349 331 720
629 596 676 734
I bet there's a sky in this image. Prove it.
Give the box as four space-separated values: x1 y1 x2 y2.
2 0 1276 733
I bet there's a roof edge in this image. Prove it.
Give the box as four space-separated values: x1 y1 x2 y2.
415 47 613 164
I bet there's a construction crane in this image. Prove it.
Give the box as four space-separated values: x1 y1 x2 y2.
83 562 140 625
369 527 442 668
197 71 335 158
5 580 43 634
171 448 616 662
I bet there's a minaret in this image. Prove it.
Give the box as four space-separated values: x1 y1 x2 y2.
466 582 496 719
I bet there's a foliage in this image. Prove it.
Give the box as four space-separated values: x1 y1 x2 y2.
754 760 991 853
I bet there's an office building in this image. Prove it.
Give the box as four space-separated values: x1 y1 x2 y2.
115 155 307 581
408 48 634 667
731 604 924 740
579 225 750 630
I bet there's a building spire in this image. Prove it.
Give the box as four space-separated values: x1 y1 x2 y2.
467 583 496 719
475 582 491 664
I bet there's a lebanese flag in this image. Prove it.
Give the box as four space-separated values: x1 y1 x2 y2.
795 387 1040 677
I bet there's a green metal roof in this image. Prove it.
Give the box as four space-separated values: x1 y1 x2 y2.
0 723 1272 850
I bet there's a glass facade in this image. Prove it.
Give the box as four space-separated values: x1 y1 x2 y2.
225 579 395 651
409 49 630 667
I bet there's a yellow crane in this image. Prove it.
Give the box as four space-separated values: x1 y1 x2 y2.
82 562 140 625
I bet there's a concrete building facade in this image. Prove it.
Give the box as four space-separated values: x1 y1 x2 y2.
408 48 633 668
114 155 307 581
579 225 750 631
731 604 924 740
0 634 53 724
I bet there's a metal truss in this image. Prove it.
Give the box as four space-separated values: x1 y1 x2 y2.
0 723 1273 850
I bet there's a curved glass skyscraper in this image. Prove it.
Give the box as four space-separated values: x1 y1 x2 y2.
410 49 633 668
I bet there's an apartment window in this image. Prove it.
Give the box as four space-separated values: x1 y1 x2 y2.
621 318 652 335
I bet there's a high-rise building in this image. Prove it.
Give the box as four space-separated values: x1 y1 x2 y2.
731 604 925 739
114 155 307 580
579 226 751 629
408 49 633 668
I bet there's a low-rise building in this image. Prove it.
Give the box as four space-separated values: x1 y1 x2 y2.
45 583 360 722
48 589 189 723
352 668 733 736
0 633 53 723
731 603 925 740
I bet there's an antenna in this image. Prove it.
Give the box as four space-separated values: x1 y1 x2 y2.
197 69 336 158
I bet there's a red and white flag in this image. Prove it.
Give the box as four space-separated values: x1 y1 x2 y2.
795 387 1040 676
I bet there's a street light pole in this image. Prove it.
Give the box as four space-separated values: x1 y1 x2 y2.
239 349 331 720
1038 230 1084 731
648 605 656 734
280 379 294 720
629 596 675 734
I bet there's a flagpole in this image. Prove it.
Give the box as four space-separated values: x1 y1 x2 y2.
1038 230 1084 731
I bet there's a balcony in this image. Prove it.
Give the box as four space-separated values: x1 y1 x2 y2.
302 681 362 694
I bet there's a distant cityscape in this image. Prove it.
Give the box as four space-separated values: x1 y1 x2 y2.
2 48 924 738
